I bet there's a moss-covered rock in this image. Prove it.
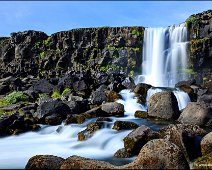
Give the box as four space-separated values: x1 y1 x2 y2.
106 91 120 102
78 122 103 141
134 110 148 118
193 152 212 169
112 121 139 131
123 125 158 155
201 132 212 156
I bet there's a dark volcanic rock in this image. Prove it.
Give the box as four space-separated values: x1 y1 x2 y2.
29 79 55 94
78 122 104 141
101 102 124 117
201 132 212 156
123 125 158 155
178 102 212 127
112 121 139 130
25 155 64 169
34 99 71 125
59 139 189 169
147 91 180 120
159 124 206 161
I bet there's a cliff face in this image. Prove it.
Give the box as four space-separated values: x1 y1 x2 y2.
0 27 144 78
0 10 212 87
186 10 212 87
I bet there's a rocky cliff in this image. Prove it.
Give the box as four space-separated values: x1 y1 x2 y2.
186 10 212 88
0 27 144 78
0 10 212 87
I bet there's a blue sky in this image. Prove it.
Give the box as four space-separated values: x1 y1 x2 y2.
0 1 211 36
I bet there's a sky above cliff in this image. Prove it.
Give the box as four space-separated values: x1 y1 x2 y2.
0 1 211 36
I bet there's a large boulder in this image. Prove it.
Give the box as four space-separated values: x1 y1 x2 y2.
192 152 212 170
28 79 55 94
123 125 158 155
147 91 180 120
25 155 64 169
101 102 124 117
125 139 189 169
34 99 71 125
201 132 212 156
90 85 107 105
159 124 206 161
133 83 152 97
60 156 115 169
178 102 212 127
59 139 189 169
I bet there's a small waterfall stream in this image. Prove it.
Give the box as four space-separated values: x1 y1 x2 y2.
0 24 192 168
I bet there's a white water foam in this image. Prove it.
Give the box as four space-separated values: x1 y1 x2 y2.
135 24 189 87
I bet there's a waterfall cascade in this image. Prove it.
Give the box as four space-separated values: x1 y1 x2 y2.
135 24 189 87
0 24 192 169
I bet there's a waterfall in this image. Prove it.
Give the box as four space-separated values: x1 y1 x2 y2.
135 24 189 87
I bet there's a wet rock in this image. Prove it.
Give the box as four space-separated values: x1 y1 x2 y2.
90 85 107 105
101 102 124 117
78 122 104 141
125 139 189 169
178 84 197 101
0 114 18 136
201 132 212 156
134 110 148 118
83 107 107 118
96 117 113 122
114 148 133 158
28 79 55 94
106 91 120 102
64 114 87 125
112 121 139 131
192 152 212 170
123 125 158 155
25 155 64 169
121 77 135 89
178 102 212 127
159 124 206 161
133 83 152 97
59 139 189 169
60 155 114 169
147 91 180 120
0 83 10 95
197 89 212 103
34 99 71 125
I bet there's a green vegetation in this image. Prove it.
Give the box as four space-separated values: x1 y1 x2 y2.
132 29 142 36
0 91 28 107
184 68 196 75
185 16 199 28
38 93 49 100
62 88 71 96
128 70 135 77
190 37 210 55
100 65 109 72
51 91 61 99
38 51 45 60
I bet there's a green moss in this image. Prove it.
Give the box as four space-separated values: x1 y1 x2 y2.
128 70 135 77
132 29 141 36
185 16 200 28
38 51 45 60
62 88 71 96
193 152 212 169
38 93 49 100
183 68 196 75
51 91 61 99
0 91 28 106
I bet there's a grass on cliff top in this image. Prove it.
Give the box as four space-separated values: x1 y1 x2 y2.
0 91 28 107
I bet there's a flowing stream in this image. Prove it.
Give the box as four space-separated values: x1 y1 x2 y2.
0 24 191 168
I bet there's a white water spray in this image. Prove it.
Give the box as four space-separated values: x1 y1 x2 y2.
136 24 189 87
